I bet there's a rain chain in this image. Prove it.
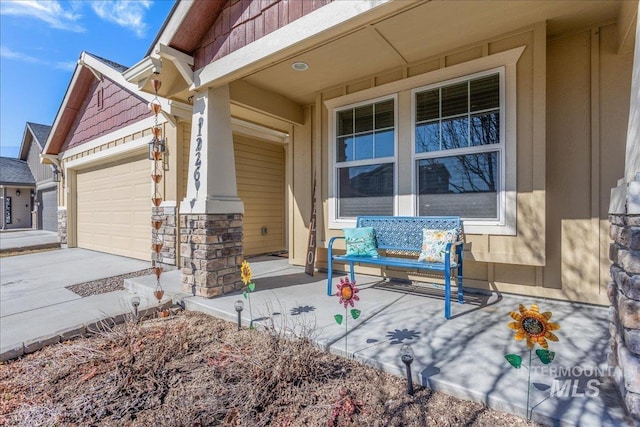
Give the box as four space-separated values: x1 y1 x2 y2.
149 78 166 316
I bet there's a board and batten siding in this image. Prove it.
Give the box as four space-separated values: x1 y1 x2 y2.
27 140 52 183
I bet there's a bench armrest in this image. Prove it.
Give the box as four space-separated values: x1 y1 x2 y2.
328 236 345 258
444 241 464 269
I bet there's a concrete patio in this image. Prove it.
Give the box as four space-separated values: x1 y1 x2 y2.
126 256 634 427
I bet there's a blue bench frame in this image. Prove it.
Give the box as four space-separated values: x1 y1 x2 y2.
327 216 464 319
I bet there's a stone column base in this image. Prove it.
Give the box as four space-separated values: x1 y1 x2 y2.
57 208 67 245
153 205 177 266
608 213 640 421
179 213 243 298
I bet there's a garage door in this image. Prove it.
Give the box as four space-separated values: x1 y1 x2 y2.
235 135 285 256
39 187 58 232
76 154 151 260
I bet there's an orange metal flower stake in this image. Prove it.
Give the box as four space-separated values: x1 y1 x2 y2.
149 78 165 316
505 303 561 420
334 277 361 357
240 260 256 328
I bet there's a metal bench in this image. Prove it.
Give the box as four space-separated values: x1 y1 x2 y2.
327 216 464 319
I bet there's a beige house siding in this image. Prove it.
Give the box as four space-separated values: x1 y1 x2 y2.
234 134 286 256
289 20 631 305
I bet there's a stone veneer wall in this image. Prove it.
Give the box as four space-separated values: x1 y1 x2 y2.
152 205 177 266
608 213 640 421
57 208 67 245
179 213 243 297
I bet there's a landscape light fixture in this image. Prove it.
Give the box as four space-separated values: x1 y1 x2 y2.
131 295 141 319
234 300 244 331
400 344 415 396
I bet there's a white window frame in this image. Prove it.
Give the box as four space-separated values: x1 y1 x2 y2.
325 46 524 234
411 68 506 228
328 94 399 228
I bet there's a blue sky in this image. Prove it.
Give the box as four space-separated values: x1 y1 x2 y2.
0 0 176 158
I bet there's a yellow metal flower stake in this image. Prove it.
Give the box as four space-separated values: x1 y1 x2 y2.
505 304 561 420
334 277 361 357
240 260 255 329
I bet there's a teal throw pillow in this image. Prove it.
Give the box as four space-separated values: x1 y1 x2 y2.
344 227 379 257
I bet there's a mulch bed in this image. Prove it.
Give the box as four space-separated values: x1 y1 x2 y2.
0 311 541 427
65 269 155 297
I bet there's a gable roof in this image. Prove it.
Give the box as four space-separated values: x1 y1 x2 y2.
0 157 36 186
18 122 52 160
42 51 190 157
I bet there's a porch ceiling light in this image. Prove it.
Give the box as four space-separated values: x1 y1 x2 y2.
291 61 309 71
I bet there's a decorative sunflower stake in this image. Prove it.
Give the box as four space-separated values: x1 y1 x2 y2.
240 260 255 329
505 303 560 420
334 277 361 357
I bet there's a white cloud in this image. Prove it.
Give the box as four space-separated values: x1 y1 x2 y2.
0 0 84 32
1 45 77 72
90 0 151 38
0 46 40 63
54 61 78 72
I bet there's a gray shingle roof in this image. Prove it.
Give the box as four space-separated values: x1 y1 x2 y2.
86 52 128 72
26 122 51 150
0 157 35 186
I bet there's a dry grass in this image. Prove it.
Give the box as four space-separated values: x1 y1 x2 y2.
0 312 541 427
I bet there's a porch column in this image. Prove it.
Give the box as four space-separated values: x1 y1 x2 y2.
179 85 244 297
608 2 640 422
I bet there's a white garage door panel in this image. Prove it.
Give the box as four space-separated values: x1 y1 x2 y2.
76 154 151 261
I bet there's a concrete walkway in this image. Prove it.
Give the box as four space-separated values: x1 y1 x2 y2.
125 256 633 427
0 250 632 426
0 229 59 251
0 248 158 360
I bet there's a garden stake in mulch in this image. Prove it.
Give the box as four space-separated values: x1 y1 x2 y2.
240 260 255 328
505 303 561 420
334 277 361 357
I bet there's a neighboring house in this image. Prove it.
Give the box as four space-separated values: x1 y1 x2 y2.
41 51 191 260
0 157 35 230
18 122 57 232
118 0 638 308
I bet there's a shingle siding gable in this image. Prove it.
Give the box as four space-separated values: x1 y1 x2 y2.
194 0 332 69
62 77 149 151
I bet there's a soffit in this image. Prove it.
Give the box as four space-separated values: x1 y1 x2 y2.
240 0 625 106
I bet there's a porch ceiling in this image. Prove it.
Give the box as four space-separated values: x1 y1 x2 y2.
239 0 625 106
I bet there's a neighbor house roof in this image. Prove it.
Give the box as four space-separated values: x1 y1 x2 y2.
26 122 51 150
0 157 36 187
18 122 52 161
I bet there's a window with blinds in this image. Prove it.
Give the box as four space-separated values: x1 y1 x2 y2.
334 98 396 219
413 69 504 221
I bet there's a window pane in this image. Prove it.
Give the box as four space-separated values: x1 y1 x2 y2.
338 164 394 217
471 111 499 146
354 133 374 160
416 89 439 122
441 82 468 117
470 74 499 111
374 130 394 158
337 110 353 136
355 104 374 133
415 121 440 153
337 136 354 162
417 152 498 219
441 116 468 150
375 100 394 129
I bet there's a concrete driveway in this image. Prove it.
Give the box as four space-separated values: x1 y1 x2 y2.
0 229 59 251
0 248 152 359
